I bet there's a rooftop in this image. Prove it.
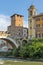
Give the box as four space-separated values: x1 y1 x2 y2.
11 14 24 17
28 4 36 10
33 13 43 18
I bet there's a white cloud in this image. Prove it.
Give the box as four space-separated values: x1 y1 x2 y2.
23 21 28 28
0 14 11 31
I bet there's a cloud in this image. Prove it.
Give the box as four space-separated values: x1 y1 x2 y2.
23 21 28 28
0 14 11 31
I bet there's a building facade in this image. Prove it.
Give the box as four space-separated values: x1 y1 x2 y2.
28 5 43 39
8 14 24 39
0 31 10 37
33 14 43 38
28 5 36 39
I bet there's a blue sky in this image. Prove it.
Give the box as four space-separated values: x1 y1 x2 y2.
0 0 43 31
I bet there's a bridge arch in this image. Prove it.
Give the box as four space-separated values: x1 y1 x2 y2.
0 37 19 48
22 39 28 46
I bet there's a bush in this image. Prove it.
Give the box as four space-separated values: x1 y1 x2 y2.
13 46 21 57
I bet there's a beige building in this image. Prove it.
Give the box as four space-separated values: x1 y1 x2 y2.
0 31 10 37
28 5 36 39
28 5 43 39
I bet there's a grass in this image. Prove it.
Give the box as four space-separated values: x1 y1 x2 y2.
1 60 43 65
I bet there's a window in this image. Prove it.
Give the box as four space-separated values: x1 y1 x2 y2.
30 11 32 16
30 27 32 29
18 29 20 31
17 15 19 17
19 20 20 21
30 20 32 23
42 24 43 27
36 24 40 28
42 18 43 20
42 34 43 37
39 34 41 38
30 35 32 38
35 18 40 21
34 11 36 15
19 24 20 26
19 33 20 35
36 34 37 38
14 19 16 21
24 34 26 37
24 30 26 32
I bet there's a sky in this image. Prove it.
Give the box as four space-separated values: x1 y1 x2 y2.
0 0 43 31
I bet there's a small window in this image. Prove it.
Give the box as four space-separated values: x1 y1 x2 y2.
19 20 20 21
30 27 32 29
24 34 26 36
19 33 20 35
35 18 40 21
36 34 37 38
30 35 32 38
19 24 20 26
17 15 19 16
30 11 32 16
42 18 43 20
39 34 41 38
24 30 26 32
36 24 40 28
18 29 20 31
30 20 32 23
42 34 43 37
42 24 43 27
34 11 36 15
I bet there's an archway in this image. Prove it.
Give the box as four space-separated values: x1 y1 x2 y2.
22 39 28 46
0 37 19 48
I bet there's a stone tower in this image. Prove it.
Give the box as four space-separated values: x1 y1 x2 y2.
28 5 36 39
7 14 24 39
11 14 23 27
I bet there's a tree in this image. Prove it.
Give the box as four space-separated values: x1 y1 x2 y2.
20 45 29 58
13 46 20 57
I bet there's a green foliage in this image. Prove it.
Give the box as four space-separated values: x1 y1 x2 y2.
20 39 43 59
6 39 43 59
20 45 29 58
13 46 20 57
22 40 27 46
29 39 43 58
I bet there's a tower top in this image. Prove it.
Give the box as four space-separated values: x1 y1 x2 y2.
28 4 36 10
30 5 35 8
11 14 24 18
28 4 36 17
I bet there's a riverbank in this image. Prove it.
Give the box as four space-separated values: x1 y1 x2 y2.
0 57 43 65
0 60 43 65
0 57 43 62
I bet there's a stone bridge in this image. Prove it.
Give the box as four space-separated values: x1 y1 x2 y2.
0 35 19 48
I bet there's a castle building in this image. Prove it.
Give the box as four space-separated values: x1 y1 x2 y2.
8 14 24 39
11 14 23 27
28 5 43 39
